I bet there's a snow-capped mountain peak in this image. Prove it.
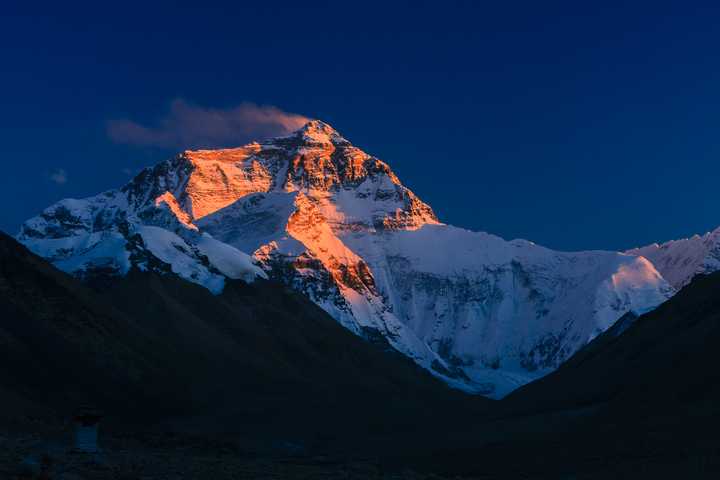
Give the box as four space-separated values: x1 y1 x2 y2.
17 120 674 398
290 119 349 145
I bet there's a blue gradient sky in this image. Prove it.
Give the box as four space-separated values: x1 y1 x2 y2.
2 1 720 250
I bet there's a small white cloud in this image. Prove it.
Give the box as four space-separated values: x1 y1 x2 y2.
49 168 68 185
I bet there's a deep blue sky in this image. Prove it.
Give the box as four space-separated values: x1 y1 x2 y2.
2 1 720 250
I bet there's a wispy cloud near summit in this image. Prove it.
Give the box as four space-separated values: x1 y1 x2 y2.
107 99 310 149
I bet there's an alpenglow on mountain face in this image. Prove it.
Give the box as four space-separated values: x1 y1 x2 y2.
18 120 675 397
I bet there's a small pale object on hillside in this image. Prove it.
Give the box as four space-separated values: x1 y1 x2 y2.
73 407 102 453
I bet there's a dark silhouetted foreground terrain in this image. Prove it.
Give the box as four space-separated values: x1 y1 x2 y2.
3 231 720 478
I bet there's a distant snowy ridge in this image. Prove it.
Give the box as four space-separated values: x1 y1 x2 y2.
626 227 720 289
18 120 675 398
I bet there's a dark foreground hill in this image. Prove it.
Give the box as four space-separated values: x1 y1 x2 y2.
5 228 720 478
0 232 485 455
404 272 720 478
506 271 720 413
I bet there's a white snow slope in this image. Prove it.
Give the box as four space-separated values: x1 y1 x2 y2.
626 227 720 290
18 120 678 398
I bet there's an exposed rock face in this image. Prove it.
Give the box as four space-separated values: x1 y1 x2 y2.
17 120 673 397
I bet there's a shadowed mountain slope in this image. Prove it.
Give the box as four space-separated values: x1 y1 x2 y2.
5 228 720 477
0 231 484 449
505 271 720 414
403 272 720 478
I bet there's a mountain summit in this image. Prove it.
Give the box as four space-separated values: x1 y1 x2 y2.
18 121 673 397
290 119 349 145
